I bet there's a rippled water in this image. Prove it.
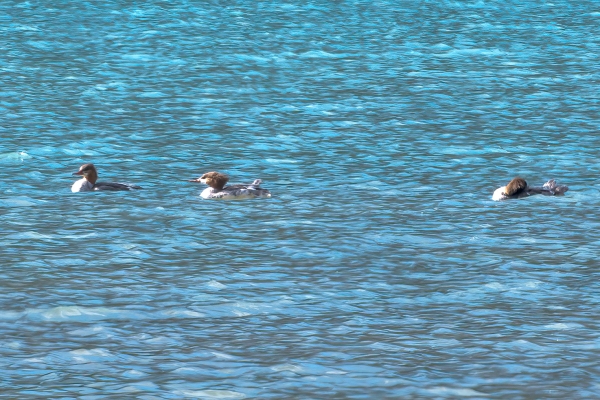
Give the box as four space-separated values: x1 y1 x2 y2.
2 0 600 398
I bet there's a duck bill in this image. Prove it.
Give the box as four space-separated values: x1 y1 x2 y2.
189 178 202 182
73 170 84 176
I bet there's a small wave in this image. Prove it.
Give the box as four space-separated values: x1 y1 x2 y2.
436 48 504 58
1 306 207 322
174 390 246 399
299 50 347 59
0 151 32 163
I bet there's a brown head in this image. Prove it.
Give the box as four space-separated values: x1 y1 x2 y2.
189 171 229 190
504 177 527 196
73 163 98 184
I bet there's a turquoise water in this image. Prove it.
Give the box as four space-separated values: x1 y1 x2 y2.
2 1 600 398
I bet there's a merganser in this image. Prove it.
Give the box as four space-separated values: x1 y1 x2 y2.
71 163 142 192
492 177 568 201
189 171 271 200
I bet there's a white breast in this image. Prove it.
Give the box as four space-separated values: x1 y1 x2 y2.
492 186 507 201
200 187 216 199
71 179 94 192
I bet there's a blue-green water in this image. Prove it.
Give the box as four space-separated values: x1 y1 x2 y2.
2 1 600 398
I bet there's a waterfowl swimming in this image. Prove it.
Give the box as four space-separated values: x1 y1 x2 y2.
189 171 271 200
71 163 142 192
492 177 568 201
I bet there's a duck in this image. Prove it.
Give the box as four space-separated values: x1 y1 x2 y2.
71 163 142 192
189 171 271 200
492 177 568 201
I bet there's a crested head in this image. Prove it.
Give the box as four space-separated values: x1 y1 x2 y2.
200 171 229 190
73 163 98 184
505 177 527 196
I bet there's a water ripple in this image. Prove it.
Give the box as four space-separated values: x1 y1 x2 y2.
1 0 600 398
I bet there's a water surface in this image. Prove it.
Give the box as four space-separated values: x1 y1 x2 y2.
1 0 600 398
